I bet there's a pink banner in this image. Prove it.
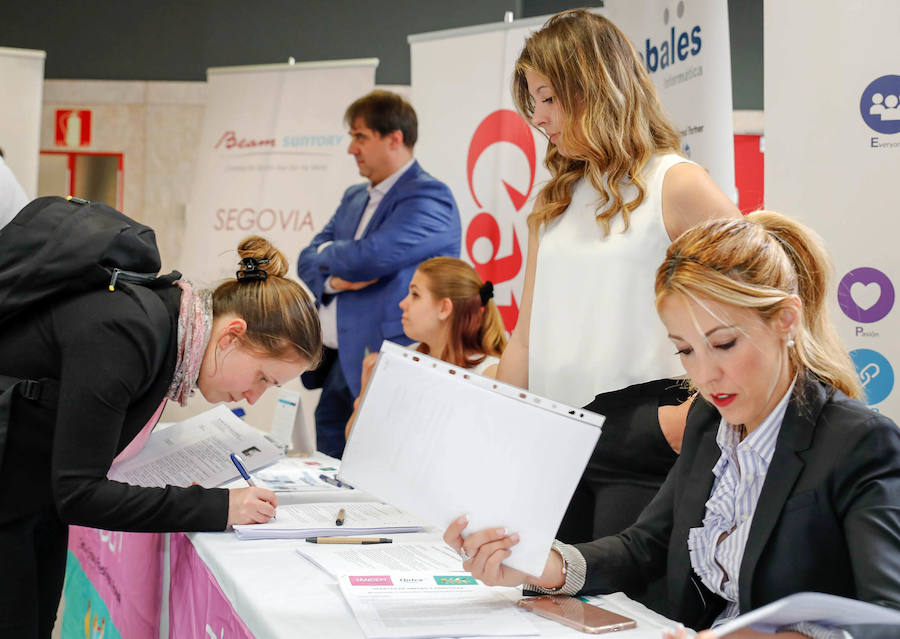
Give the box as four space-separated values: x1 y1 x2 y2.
169 533 255 639
67 526 164 639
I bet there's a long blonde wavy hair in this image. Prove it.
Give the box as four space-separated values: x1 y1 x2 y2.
513 9 682 236
654 212 863 401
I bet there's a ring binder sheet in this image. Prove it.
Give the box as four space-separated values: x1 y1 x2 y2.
340 342 604 576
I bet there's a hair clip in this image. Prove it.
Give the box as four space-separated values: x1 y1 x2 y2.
236 256 270 282
479 281 494 306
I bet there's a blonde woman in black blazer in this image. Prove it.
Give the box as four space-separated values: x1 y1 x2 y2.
446 213 900 638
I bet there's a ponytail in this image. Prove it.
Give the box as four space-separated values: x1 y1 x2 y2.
655 212 862 400
415 257 508 368
750 212 862 399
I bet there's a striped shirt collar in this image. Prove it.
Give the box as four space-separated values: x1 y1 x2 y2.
713 377 797 472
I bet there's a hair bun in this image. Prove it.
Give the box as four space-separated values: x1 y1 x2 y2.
236 236 288 278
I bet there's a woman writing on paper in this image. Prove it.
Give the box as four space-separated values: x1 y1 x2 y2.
0 232 322 638
495 9 740 545
446 212 900 638
346 256 506 438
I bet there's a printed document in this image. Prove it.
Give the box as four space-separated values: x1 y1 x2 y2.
251 457 341 492
713 592 900 634
297 541 465 578
340 342 603 576
107 405 282 488
338 572 538 639
233 502 424 540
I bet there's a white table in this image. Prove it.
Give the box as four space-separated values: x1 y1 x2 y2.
181 458 685 639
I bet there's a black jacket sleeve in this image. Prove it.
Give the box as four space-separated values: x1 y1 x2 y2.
50 290 228 532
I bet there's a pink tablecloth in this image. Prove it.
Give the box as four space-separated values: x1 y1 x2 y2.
169 532 256 639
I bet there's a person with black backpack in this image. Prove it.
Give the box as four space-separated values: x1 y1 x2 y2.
0 197 322 638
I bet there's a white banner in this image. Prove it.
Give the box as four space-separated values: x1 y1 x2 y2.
0 46 45 197
180 59 377 284
409 1 734 332
765 1 900 418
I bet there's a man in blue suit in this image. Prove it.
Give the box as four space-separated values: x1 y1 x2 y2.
297 91 460 458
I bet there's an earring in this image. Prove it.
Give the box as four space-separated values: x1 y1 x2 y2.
786 335 795 349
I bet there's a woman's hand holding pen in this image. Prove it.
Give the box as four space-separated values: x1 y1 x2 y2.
227 487 278 525
442 515 566 590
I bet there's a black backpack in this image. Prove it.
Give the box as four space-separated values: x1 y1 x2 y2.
0 196 180 469
0 195 180 327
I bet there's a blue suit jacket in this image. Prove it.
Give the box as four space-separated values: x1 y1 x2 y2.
297 161 460 395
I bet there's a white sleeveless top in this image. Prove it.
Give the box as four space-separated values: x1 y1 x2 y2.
529 153 690 407
469 354 500 376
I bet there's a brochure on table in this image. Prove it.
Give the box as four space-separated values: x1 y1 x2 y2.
107 405 282 488
339 572 538 639
297 540 465 578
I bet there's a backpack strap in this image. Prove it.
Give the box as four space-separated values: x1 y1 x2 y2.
0 375 60 472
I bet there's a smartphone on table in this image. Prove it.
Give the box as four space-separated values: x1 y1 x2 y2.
517 595 637 634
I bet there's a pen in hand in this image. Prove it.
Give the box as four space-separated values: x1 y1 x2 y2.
230 453 257 487
335 508 346 526
231 452 276 520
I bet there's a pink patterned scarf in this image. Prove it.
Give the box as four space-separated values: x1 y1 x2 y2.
167 280 213 406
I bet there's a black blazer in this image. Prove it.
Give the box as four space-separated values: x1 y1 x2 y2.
575 377 900 636
0 284 228 531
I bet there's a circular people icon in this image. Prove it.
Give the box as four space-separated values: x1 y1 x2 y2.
860 75 900 134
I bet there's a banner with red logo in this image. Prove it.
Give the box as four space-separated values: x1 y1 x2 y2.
765 1 900 418
409 2 734 332
180 60 377 284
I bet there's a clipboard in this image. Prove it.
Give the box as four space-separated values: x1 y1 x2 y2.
339 341 604 576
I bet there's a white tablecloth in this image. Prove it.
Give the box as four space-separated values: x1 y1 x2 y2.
186 457 686 638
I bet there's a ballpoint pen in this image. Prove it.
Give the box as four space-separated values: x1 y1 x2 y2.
319 474 354 489
231 452 276 519
335 507 346 526
305 537 392 544
230 453 257 487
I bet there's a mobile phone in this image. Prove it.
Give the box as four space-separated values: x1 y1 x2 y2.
516 595 637 634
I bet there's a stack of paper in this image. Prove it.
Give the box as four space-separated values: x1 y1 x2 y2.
107 405 283 488
338 572 538 639
297 541 465 578
233 502 425 540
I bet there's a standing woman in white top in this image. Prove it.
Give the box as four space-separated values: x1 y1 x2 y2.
496 9 740 549
345 257 506 438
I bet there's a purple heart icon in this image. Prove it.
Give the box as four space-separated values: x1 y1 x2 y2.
837 267 894 323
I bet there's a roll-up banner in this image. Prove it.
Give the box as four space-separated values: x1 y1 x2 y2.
180 59 377 284
765 1 900 418
0 46 45 197
409 1 734 332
